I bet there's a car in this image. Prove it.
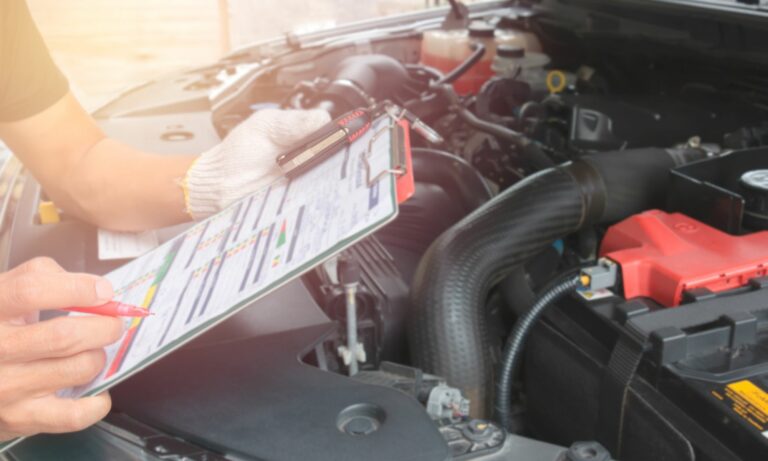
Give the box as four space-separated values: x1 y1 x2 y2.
4 0 768 459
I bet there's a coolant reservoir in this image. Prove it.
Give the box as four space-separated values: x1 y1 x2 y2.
496 13 543 53
457 22 497 95
491 45 551 96
421 20 542 95
420 28 471 91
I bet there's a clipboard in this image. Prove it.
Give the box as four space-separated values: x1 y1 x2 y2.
364 114 415 204
0 112 414 454
277 105 414 205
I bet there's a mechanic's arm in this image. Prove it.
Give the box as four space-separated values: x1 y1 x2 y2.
0 92 194 232
0 92 330 232
0 257 123 441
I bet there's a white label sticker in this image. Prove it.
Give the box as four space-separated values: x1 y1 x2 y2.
98 229 160 261
577 288 615 301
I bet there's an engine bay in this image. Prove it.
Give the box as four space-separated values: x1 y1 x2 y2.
8 1 768 460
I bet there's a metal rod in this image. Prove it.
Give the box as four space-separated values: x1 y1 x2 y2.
345 284 359 376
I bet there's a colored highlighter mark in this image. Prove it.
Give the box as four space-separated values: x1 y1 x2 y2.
277 220 287 248
196 228 229 251
105 239 182 378
114 270 157 296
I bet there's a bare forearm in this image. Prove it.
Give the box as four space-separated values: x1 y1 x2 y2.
61 139 195 231
0 93 196 232
0 92 326 231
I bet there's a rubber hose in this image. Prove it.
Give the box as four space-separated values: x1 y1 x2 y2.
409 147 706 419
435 84 555 169
495 274 583 430
431 43 486 87
409 166 591 417
450 95 528 144
313 54 412 115
411 147 493 213
583 147 703 222
500 267 537 316
452 102 554 169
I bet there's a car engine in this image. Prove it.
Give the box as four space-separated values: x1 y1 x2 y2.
7 1 768 460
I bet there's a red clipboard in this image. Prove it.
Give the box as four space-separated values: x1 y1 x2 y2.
395 119 415 204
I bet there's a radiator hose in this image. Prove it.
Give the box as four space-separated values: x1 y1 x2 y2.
409 147 705 418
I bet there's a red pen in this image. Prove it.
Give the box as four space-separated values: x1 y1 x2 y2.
64 301 151 318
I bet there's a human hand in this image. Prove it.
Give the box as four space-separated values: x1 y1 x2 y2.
0 257 123 441
183 108 331 219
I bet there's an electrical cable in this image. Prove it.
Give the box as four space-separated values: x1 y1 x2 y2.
495 274 584 430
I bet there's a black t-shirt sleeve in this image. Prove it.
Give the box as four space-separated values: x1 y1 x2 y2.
0 0 69 122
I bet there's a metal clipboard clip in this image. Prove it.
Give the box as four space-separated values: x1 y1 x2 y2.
362 111 408 188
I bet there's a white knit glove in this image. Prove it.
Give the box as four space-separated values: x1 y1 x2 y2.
183 108 331 219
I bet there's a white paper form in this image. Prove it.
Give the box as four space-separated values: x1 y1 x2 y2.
97 229 160 260
0 115 398 453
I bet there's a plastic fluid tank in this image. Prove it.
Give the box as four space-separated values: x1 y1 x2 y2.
496 13 543 53
491 45 551 96
421 20 538 95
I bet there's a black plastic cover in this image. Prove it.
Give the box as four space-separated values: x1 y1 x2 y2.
111 322 451 461
668 148 768 233
558 94 761 152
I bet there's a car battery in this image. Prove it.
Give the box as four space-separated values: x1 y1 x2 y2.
523 278 768 461
521 212 768 461
664 368 768 459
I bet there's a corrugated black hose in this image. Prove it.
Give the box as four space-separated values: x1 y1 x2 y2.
409 146 706 419
409 166 594 417
495 274 584 430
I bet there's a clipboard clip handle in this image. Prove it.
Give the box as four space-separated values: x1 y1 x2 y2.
364 106 416 203
362 102 423 190
363 121 408 188
383 104 444 145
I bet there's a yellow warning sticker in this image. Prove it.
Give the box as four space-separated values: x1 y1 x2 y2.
729 381 768 415
712 380 768 433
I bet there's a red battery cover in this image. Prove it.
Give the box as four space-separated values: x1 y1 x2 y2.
599 210 768 307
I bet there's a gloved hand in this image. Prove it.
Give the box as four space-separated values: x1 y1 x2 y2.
183 108 331 219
